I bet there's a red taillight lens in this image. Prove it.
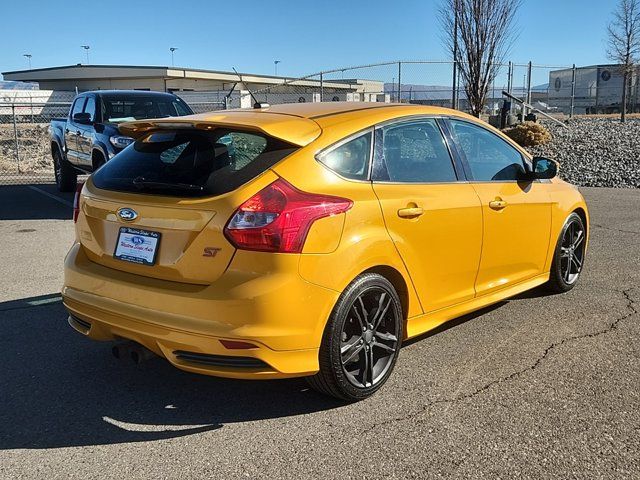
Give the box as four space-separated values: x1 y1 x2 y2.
224 178 352 253
73 182 84 223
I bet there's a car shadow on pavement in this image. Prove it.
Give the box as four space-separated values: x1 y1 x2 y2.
0 184 74 221
0 294 345 450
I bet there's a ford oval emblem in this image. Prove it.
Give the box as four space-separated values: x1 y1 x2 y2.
117 208 138 222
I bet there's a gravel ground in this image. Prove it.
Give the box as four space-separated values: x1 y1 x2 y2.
528 118 640 188
0 123 51 175
0 185 638 479
1 117 640 189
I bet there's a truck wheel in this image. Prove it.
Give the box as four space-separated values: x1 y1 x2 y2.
92 151 106 171
53 149 77 192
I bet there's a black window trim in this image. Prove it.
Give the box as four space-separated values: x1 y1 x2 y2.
313 114 537 185
442 117 535 184
371 115 465 185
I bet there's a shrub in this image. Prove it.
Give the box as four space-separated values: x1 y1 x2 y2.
503 122 551 147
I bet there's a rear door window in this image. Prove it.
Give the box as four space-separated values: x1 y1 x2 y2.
92 129 297 197
375 119 457 183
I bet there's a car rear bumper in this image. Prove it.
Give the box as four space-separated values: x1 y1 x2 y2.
63 243 340 379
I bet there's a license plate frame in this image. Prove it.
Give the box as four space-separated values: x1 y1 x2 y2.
113 226 161 266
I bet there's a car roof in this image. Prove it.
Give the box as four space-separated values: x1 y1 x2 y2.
83 90 178 97
223 102 452 120
119 102 480 148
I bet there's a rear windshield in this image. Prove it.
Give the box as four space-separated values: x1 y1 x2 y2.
101 95 192 123
92 129 298 197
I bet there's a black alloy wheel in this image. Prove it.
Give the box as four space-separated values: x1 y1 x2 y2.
547 212 586 293
307 273 403 401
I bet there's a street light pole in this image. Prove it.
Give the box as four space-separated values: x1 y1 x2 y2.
274 60 281 76
23 54 32 69
81 45 90 64
170 47 178 67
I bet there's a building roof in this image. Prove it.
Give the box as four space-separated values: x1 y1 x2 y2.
1 64 374 91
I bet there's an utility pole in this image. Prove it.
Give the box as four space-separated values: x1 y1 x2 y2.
81 45 90 64
170 47 178 67
274 60 281 76
23 54 32 69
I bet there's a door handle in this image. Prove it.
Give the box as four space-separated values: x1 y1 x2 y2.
489 199 508 210
397 206 424 218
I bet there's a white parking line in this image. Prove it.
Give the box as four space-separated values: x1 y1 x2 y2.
27 186 73 208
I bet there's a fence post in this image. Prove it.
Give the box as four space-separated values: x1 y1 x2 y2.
570 64 576 118
12 104 20 174
507 61 513 114
397 62 402 103
320 72 324 102
525 61 532 119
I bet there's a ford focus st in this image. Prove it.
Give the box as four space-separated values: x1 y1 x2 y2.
63 103 589 400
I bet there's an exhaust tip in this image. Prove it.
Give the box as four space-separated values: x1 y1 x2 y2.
129 345 156 364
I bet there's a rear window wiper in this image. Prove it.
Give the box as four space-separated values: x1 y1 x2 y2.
132 176 204 192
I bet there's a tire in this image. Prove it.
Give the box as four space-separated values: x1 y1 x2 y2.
92 151 106 171
306 273 403 401
53 148 77 192
546 212 586 293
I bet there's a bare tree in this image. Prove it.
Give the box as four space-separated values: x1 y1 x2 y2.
607 0 640 123
439 0 521 117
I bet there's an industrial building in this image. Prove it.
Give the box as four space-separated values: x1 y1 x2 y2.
548 64 640 114
1 64 386 107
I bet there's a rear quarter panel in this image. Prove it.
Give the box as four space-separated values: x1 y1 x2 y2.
272 144 424 321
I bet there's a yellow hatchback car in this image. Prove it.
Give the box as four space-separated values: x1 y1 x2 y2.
63 102 589 400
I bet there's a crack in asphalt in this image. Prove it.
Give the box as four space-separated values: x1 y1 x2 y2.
592 223 640 235
359 288 638 436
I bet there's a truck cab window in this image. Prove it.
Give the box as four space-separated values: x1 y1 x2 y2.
84 97 97 123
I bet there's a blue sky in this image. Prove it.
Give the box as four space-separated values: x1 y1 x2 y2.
2 0 616 85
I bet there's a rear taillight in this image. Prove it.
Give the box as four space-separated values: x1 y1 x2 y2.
73 182 84 223
224 178 352 253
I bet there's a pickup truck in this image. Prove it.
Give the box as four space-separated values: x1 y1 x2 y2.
49 90 194 191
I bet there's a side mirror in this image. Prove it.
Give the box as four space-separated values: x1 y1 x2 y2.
529 157 558 180
73 112 92 124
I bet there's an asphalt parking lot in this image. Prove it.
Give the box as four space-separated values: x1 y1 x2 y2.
0 184 638 479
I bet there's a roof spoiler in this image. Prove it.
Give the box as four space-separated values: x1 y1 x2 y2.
118 112 321 147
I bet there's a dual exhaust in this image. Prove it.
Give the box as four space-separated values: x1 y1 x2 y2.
112 341 156 364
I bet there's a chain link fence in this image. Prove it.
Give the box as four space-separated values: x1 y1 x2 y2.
3 59 633 185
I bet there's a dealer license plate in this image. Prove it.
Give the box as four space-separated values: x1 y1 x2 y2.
113 227 161 266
